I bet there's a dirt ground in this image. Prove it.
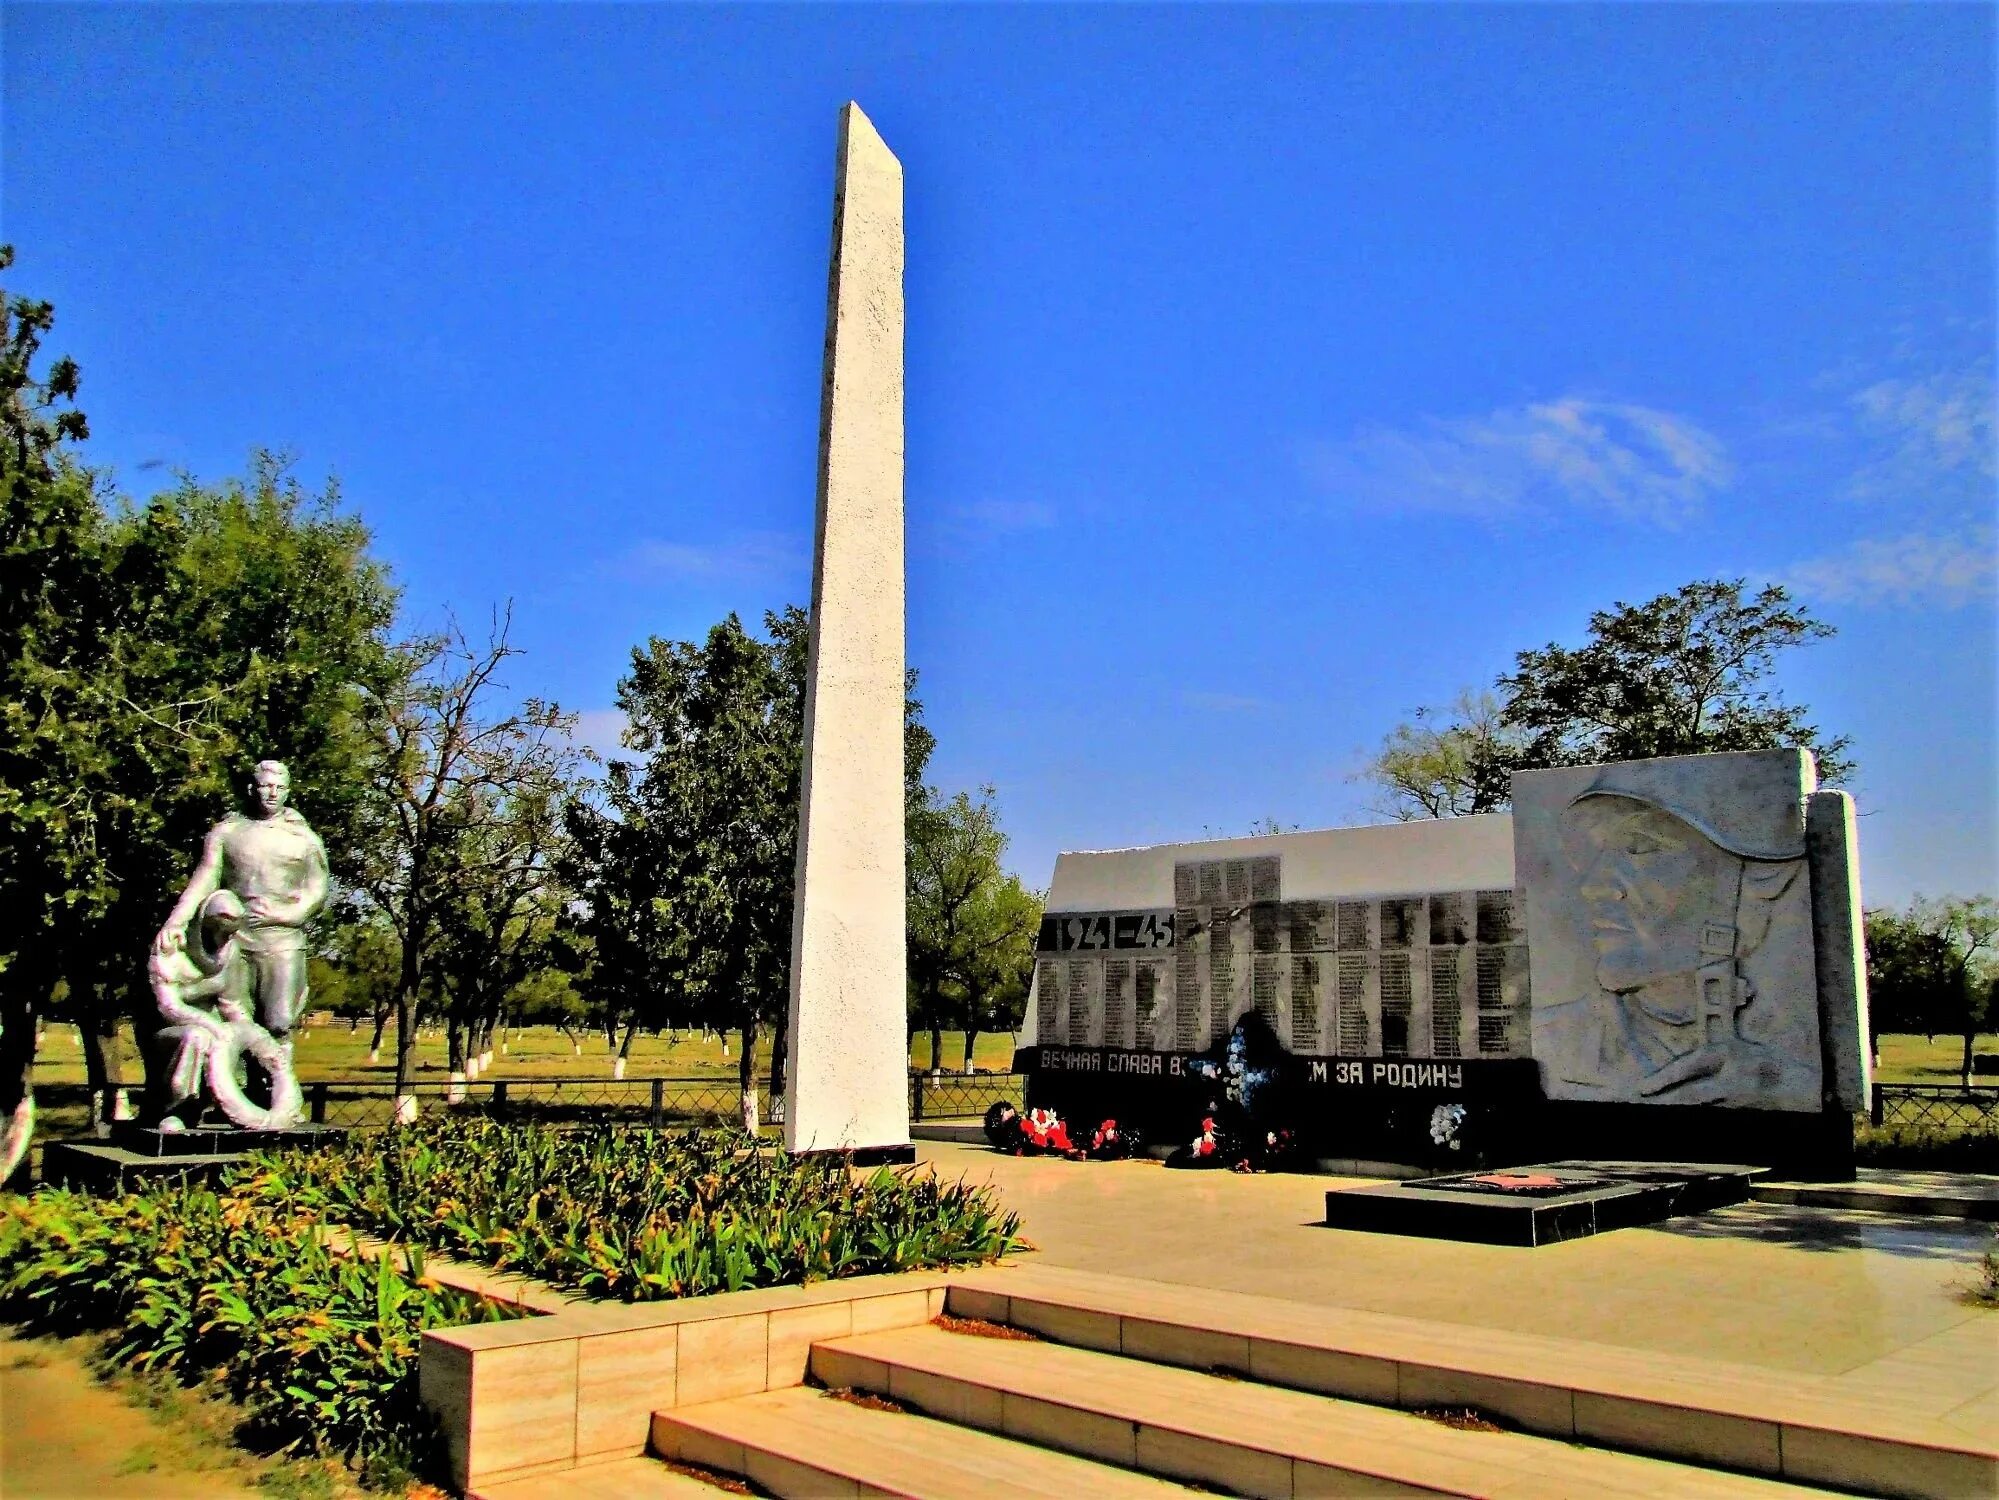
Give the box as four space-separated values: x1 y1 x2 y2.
0 1329 356 1500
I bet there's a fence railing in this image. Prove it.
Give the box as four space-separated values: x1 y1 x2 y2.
909 1069 1023 1122
1870 1081 1999 1133
25 1071 1029 1135
46 1073 1986 1136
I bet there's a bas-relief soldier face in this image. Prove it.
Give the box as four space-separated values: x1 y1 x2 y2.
1561 795 1736 996
250 766 290 817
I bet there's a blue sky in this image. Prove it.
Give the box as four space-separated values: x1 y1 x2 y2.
6 3 1994 905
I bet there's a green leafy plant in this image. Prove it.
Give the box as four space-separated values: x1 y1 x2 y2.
250 1120 1022 1302
0 1178 509 1483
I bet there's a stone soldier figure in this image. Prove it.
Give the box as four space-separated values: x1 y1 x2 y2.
153 760 330 1060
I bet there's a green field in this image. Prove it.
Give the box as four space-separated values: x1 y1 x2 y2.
1872 1031 1997 1086
28 1024 1992 1091
29 1020 1026 1088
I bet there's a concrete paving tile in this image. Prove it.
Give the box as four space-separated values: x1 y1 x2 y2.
766 1297 853 1388
467 1339 578 1481
1121 1316 1251 1373
1397 1364 1574 1438
575 1323 677 1459
1780 1424 1999 1498
673 1313 768 1406
1249 1337 1401 1404
888 1362 1007 1431
1572 1391 1780 1475
1135 1423 1291 1497
1003 1390 1137 1466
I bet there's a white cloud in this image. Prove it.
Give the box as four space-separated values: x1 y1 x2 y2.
1783 528 1997 610
1305 397 1732 525
568 707 630 760
1846 366 1997 503
617 531 806 580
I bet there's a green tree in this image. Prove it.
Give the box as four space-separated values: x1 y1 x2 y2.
1359 689 1520 820
1500 579 1852 781
955 870 1040 1072
310 908 402 1048
0 250 400 1173
907 784 1041 1074
564 605 934 1100
1864 907 1956 1043
1868 897 1999 1087
1361 580 1853 819
0 244 99 1178
350 614 578 1111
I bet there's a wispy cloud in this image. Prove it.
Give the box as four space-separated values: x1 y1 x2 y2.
567 707 630 760
616 531 806 581
1304 397 1732 525
1845 365 1996 503
1783 528 1996 610
1179 690 1273 713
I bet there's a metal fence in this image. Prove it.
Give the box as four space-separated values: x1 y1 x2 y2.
910 1070 1023 1122
302 1076 758 1130
46 1073 1987 1136
1870 1082 1999 1133
28 1070 1026 1135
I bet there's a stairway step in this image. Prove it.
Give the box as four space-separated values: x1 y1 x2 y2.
651 1382 1202 1499
470 1454 733 1500
814 1322 1837 1500
942 1264 1995 1499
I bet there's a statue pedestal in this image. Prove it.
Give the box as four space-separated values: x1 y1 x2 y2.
41 1124 343 1195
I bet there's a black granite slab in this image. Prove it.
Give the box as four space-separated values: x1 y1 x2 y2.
1323 1160 1765 1246
108 1124 342 1158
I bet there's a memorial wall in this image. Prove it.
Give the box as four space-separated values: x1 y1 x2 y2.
1018 752 1872 1171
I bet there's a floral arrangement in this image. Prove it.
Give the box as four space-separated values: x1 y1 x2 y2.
1429 1103 1468 1152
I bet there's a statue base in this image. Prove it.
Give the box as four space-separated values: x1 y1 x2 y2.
109 1123 337 1158
42 1125 343 1195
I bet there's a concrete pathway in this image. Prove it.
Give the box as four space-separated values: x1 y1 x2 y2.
914 1143 1999 1437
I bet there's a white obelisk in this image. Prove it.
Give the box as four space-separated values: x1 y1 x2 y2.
782 103 912 1160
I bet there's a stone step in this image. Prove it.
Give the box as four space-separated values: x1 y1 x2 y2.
940 1263 1995 1499
812 1322 1837 1499
651 1382 1201 1498
470 1454 734 1499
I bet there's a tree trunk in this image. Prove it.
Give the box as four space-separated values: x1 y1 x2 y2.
79 1006 124 1129
0 988 39 1188
962 1026 978 1075
738 1020 758 1092
928 1024 943 1075
368 1003 389 1060
1964 1025 1976 1091
767 1015 789 1119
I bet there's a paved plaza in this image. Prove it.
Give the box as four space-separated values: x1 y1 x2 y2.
914 1143 1999 1440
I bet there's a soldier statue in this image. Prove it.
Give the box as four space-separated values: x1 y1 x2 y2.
151 759 328 1128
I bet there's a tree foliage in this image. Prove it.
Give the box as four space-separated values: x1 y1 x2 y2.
1361 579 1852 819
349 613 586 1100
1866 896 1999 1086
1499 579 1852 780
0 247 400 1162
563 606 937 1093
1362 689 1520 821
908 785 1041 1072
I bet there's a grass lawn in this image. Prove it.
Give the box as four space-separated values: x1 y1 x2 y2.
1874 1032 1998 1085
30 1021 1026 1087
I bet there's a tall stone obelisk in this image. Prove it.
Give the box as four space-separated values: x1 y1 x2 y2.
782 103 914 1162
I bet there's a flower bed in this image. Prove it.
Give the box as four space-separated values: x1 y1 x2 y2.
251 1119 1023 1301
0 1123 1021 1490
0 1179 509 1486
